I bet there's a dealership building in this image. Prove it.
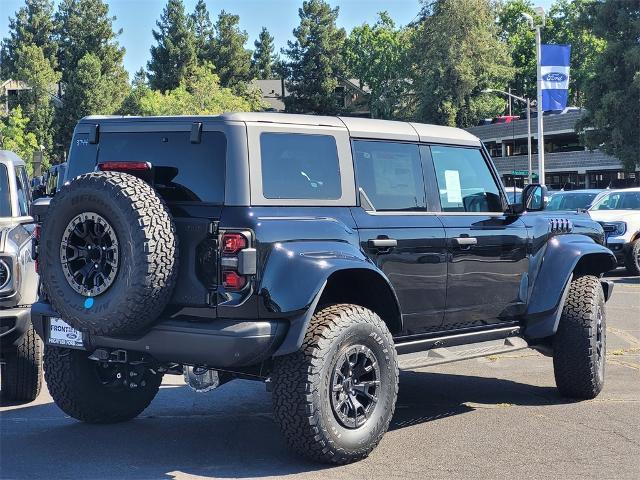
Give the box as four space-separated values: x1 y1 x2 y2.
465 110 639 190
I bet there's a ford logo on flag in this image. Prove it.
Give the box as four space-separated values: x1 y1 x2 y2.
542 72 567 82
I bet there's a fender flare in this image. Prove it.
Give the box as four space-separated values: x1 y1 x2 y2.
523 234 616 340
256 240 400 356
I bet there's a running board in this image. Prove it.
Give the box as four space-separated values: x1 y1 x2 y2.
397 336 529 370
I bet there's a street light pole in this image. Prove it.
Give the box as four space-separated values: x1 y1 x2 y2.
535 23 545 186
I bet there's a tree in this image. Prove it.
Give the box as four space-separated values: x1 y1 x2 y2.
252 27 277 80
211 11 253 89
0 106 41 175
191 0 214 64
118 68 151 115
147 0 197 91
136 63 266 116
344 12 413 119
1 0 58 78
14 44 61 158
55 0 129 151
412 0 514 127
577 0 640 170
283 0 347 114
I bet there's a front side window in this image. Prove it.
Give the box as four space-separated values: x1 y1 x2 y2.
430 146 503 212
353 140 425 211
591 192 640 211
260 132 341 200
0 165 11 217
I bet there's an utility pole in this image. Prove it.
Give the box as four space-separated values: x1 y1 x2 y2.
527 97 532 185
534 7 546 186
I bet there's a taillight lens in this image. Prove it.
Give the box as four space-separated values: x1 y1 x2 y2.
98 161 151 172
33 225 41 272
222 270 246 290
222 233 247 254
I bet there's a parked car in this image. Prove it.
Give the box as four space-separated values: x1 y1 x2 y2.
0 151 41 401
491 115 520 124
546 189 603 212
505 187 523 204
588 187 640 275
31 113 615 464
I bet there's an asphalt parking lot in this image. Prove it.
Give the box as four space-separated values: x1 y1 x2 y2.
1 270 638 480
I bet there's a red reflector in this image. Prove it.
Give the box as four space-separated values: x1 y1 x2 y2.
98 161 151 172
34 224 41 240
222 270 246 290
222 233 247 254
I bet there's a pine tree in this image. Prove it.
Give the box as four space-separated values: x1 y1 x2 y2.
283 0 346 114
147 0 197 92
412 0 514 127
191 0 214 64
252 27 277 80
54 0 129 151
211 11 253 89
119 68 151 115
14 44 60 158
1 0 58 78
577 0 640 170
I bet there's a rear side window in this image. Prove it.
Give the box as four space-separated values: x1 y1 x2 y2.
353 140 425 211
260 133 341 199
14 166 30 216
430 146 503 212
98 131 226 203
0 165 11 217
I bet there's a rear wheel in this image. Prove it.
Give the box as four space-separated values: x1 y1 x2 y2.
624 239 640 276
272 304 398 464
44 346 162 423
1 325 42 402
553 275 606 399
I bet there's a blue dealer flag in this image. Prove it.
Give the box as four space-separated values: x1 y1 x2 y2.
541 44 571 111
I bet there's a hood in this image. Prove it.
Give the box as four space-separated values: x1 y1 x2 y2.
588 210 640 223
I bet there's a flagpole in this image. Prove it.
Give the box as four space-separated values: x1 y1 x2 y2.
535 18 545 186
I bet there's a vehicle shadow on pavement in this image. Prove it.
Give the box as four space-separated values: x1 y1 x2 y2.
0 371 572 479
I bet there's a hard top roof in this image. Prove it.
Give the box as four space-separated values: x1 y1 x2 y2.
0 150 26 167
81 112 481 147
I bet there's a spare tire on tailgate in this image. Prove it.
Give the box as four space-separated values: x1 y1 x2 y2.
40 171 178 336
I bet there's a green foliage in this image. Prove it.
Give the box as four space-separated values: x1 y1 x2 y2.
118 68 151 115
54 0 129 152
283 0 347 114
14 44 60 159
413 0 514 127
129 63 266 116
191 0 214 64
577 0 640 170
211 11 253 89
253 27 277 80
0 106 41 175
344 12 413 119
1 0 58 77
147 0 197 92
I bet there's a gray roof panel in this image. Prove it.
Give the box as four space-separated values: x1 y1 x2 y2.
409 122 481 147
338 117 418 142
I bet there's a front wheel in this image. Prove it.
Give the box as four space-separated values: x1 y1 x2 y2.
553 275 606 399
1 325 43 402
272 304 399 464
44 346 163 423
624 239 640 276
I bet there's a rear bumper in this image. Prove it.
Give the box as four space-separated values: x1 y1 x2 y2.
31 302 287 369
0 306 31 351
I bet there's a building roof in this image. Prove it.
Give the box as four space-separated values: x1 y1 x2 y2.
466 110 585 140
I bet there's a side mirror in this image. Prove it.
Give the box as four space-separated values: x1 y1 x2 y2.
522 184 547 212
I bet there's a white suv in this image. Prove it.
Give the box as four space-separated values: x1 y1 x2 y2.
588 187 640 275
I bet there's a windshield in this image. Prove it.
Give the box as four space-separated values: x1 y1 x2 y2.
0 165 11 217
547 192 598 211
590 191 640 211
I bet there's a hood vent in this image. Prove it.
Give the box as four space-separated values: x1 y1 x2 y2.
550 218 573 234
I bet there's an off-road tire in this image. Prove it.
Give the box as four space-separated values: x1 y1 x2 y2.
553 275 606 399
272 304 398 464
1 325 43 402
44 345 163 423
40 171 178 336
624 239 640 276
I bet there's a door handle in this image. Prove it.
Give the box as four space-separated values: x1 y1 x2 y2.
368 238 398 248
453 237 477 246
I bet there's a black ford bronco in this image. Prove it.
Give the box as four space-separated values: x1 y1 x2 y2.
32 113 616 464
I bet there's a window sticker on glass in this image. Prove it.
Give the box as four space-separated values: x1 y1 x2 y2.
444 170 462 204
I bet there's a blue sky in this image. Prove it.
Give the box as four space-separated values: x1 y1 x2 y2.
1 0 554 78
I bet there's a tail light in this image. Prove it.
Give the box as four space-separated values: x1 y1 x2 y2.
220 231 255 291
32 224 41 272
